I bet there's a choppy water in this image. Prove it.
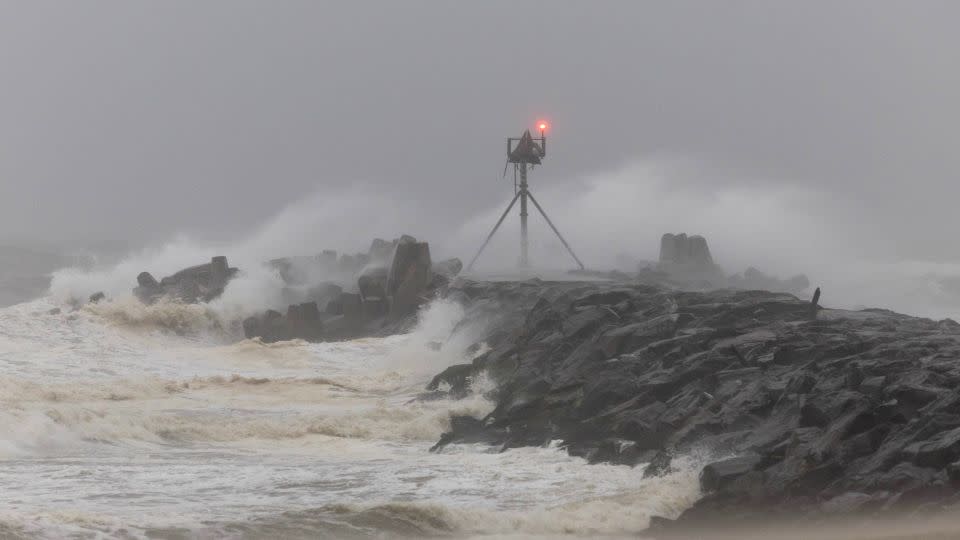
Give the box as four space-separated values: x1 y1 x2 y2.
0 296 702 539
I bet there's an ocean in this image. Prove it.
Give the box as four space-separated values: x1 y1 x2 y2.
9 237 960 539
0 294 701 539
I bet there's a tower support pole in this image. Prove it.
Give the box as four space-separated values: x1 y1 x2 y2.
526 189 585 270
465 190 522 272
519 163 529 267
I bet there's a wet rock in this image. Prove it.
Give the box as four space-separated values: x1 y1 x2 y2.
137 271 160 289
659 233 713 268
427 363 475 398
388 241 432 319
210 256 230 290
88 291 105 304
303 282 343 309
134 256 238 304
362 297 388 320
242 301 326 343
430 258 464 288
431 415 486 452
643 450 673 478
341 292 363 321
903 426 960 468
242 310 287 343
358 266 389 300
420 277 960 528
432 258 463 278
285 302 324 341
134 271 163 303
859 375 887 399
588 438 648 466
612 401 668 449
700 455 763 493
820 492 883 514
325 297 343 316
728 267 811 295
946 460 960 484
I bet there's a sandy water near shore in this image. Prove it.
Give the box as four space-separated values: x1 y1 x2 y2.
0 297 705 539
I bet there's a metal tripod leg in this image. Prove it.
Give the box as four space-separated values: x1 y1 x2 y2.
466 191 522 272
526 190 586 270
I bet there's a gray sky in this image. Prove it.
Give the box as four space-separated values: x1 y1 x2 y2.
1 1 959 262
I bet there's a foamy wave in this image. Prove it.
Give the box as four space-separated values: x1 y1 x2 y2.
0 396 492 453
294 454 703 538
0 375 187 403
0 510 153 540
0 372 412 406
0 371 494 454
83 296 228 336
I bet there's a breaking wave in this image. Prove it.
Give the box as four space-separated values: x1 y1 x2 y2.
190 451 703 539
83 296 229 336
0 288 696 538
0 375 495 459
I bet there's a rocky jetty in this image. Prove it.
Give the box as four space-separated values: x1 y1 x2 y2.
659 233 716 270
728 266 810 295
124 233 462 343
134 256 238 303
426 278 960 533
242 235 463 343
616 233 810 295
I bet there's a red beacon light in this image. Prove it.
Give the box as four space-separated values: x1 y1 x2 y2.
537 121 548 133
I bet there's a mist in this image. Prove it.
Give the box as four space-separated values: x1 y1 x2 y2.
9 4 960 536
0 1 958 318
39 153 960 322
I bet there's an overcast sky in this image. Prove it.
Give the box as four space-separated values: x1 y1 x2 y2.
1 1 959 262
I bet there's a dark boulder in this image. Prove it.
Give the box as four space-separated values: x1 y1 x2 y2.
341 292 363 321
134 272 163 303
134 256 238 304
643 450 674 478
303 282 343 309
432 258 463 278
362 297 388 320
358 266 389 300
427 363 476 399
659 233 713 268
285 302 323 341
210 256 230 290
903 426 960 468
430 258 464 288
243 302 327 343
137 271 160 288
325 296 343 315
728 267 811 295
242 310 287 342
388 241 432 318
700 455 763 493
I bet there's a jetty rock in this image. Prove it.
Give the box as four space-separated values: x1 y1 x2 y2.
426 278 960 532
659 233 715 268
728 266 810 295
242 235 462 343
619 233 809 295
134 256 238 304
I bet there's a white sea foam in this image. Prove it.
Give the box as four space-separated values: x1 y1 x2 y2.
0 291 704 538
